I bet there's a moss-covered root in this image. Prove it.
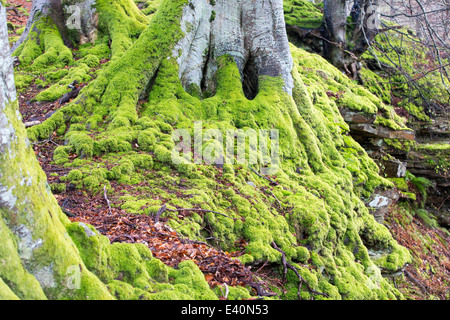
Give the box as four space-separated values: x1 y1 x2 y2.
67 222 218 300
13 17 73 70
96 0 150 59
13 0 149 70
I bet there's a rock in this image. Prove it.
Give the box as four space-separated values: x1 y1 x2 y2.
382 159 407 178
367 189 400 223
339 108 376 124
246 181 256 188
350 123 415 140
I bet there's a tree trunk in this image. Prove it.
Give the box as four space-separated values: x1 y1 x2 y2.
320 0 381 76
349 0 380 56
12 0 148 67
11 0 98 52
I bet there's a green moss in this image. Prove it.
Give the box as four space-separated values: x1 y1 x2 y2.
0 100 113 300
146 258 169 283
95 0 149 60
79 54 101 68
415 209 440 228
67 169 83 182
27 111 65 142
388 178 408 192
36 63 92 102
283 0 323 29
168 260 218 300
66 221 217 299
14 72 35 92
0 211 47 300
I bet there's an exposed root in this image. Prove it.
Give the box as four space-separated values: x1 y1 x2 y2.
271 242 328 300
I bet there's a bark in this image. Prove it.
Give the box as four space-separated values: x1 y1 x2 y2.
303 0 381 76
0 3 15 105
174 0 294 98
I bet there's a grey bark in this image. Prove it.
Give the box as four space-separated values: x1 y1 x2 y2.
173 0 294 98
350 0 380 55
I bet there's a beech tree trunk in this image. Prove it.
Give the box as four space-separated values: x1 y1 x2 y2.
322 0 349 70
322 0 380 76
175 0 294 98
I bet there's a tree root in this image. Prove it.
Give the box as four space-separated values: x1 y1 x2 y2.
271 241 328 300
166 207 235 221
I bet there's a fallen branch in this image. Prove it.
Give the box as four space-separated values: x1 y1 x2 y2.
62 208 76 218
261 187 282 208
58 87 81 106
271 242 328 300
249 282 277 297
61 198 76 217
155 203 167 223
166 207 235 221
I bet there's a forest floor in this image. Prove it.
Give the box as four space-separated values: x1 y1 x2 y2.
5 0 450 300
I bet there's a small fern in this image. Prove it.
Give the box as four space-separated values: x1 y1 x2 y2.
405 171 433 207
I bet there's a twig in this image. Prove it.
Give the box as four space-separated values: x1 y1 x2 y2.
155 203 167 223
24 120 41 128
255 259 270 274
271 242 328 299
249 282 277 297
437 195 449 211
220 283 230 299
103 186 112 215
265 187 282 208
